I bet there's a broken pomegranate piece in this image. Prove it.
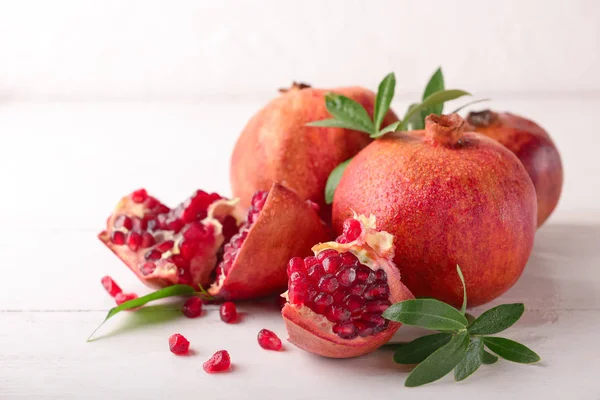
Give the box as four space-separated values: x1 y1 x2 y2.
282 214 414 358
98 189 243 289
208 183 329 301
203 350 231 373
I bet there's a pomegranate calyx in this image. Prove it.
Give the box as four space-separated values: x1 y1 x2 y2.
425 114 466 147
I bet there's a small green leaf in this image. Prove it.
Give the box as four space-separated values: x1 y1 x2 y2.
88 285 196 341
456 265 467 314
371 120 401 138
468 303 525 335
383 298 469 331
324 158 351 205
306 118 372 134
374 73 396 132
481 349 499 364
393 333 452 364
404 331 469 387
454 337 483 381
484 337 540 364
405 103 425 131
450 98 491 114
399 89 471 131
422 67 445 115
325 93 375 134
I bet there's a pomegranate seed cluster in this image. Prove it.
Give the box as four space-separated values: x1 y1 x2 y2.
108 189 226 285
287 249 392 339
216 190 268 278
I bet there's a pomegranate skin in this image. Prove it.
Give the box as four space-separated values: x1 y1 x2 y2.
332 114 537 308
209 183 330 300
467 110 563 227
230 84 398 214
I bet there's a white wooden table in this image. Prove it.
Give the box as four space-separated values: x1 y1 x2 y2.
1 99 599 399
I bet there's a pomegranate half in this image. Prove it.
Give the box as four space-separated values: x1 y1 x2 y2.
332 114 537 308
467 109 563 227
230 83 398 216
282 214 414 358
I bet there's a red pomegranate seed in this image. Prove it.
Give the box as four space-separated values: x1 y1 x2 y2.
115 292 138 306
140 262 156 276
169 333 190 355
110 231 125 245
365 299 392 313
287 257 305 275
364 283 389 300
326 305 351 322
313 293 333 314
318 275 339 293
307 263 325 282
288 281 308 305
340 252 359 266
114 215 133 231
350 283 367 296
356 266 376 284
145 249 162 261
341 218 362 242
140 232 155 248
156 240 174 253
182 296 203 318
375 269 387 281
220 302 237 323
322 256 342 274
257 329 282 351
126 231 142 251
317 249 338 262
101 276 122 297
333 322 358 339
304 256 319 268
362 313 386 327
344 294 366 314
355 321 375 337
336 266 357 286
203 350 231 373
131 189 148 203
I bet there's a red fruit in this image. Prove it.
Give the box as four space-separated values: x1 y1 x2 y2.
203 350 231 373
257 329 282 351
101 275 122 297
467 109 563 227
230 83 399 216
208 183 329 300
220 302 237 323
332 114 537 308
182 296 203 318
115 292 138 306
99 189 242 289
282 215 414 358
169 333 190 355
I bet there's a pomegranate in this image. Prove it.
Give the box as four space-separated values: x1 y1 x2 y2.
169 333 190 355
219 302 237 323
230 83 398 215
203 350 231 373
282 214 414 358
208 183 329 300
333 114 537 307
467 109 563 226
99 189 242 289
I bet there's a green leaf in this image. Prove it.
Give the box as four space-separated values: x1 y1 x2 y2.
88 285 196 341
393 333 452 364
399 89 471 131
383 298 469 331
481 349 499 364
404 331 470 387
373 73 396 132
484 337 540 364
305 118 372 134
456 265 467 314
324 158 351 205
403 103 425 132
324 93 375 134
450 98 491 114
422 67 445 115
454 337 483 381
468 303 525 335
371 120 401 138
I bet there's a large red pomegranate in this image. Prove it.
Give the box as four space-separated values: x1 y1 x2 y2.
467 109 563 227
99 184 328 300
282 214 414 358
332 114 537 308
230 83 398 214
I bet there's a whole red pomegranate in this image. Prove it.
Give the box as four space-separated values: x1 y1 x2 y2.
467 109 563 227
332 114 537 308
282 214 413 358
99 183 328 300
230 83 398 215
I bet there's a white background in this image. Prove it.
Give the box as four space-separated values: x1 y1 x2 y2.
1 1 599 399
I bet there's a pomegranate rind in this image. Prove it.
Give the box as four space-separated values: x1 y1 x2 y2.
209 183 330 300
282 215 414 358
99 194 239 289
